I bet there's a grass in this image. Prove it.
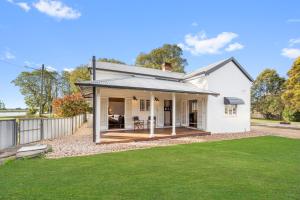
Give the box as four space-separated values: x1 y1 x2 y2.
251 118 300 125
1 136 300 200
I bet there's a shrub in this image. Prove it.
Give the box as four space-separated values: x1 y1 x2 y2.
283 107 300 122
52 93 91 117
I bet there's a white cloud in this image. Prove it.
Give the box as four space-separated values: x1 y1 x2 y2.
16 2 30 11
45 66 57 72
178 31 243 55
24 60 41 67
287 19 300 23
63 68 74 72
0 50 16 60
7 0 30 12
281 48 300 59
191 22 198 27
289 38 300 46
33 0 81 20
225 42 244 52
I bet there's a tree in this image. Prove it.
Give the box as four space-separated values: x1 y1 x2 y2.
12 69 60 114
0 100 5 109
135 44 187 73
61 71 71 96
281 57 300 121
68 65 90 93
98 58 125 64
52 93 91 117
251 69 285 119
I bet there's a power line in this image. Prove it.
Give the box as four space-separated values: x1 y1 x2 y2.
0 59 40 70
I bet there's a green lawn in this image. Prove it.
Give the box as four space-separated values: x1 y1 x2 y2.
1 136 300 200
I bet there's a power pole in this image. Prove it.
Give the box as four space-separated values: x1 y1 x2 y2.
92 56 96 142
39 64 45 117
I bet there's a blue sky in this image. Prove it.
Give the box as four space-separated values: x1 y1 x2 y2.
0 0 299 108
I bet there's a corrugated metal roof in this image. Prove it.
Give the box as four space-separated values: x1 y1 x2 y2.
76 76 219 96
184 58 229 79
94 57 253 82
184 57 254 81
95 62 185 79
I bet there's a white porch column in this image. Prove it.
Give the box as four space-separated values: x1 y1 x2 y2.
150 92 155 138
95 88 101 143
172 93 176 135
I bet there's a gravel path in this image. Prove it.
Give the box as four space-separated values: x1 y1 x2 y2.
251 125 300 139
40 124 283 159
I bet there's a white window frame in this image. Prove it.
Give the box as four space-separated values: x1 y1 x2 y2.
140 99 150 111
225 105 237 116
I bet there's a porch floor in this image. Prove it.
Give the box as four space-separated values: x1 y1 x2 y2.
100 127 210 144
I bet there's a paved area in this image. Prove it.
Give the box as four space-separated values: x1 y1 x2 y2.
39 124 300 159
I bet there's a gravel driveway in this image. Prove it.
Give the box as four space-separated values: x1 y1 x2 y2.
39 123 299 159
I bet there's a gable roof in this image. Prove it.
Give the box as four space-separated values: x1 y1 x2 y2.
184 57 254 82
93 57 253 82
95 61 185 80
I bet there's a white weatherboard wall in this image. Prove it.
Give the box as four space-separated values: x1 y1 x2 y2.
190 61 251 133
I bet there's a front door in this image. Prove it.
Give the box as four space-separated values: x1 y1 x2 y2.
164 100 172 126
189 100 197 128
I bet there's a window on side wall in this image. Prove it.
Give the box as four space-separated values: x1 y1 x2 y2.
225 105 237 116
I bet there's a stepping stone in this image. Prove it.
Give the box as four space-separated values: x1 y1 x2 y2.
17 144 48 153
16 144 51 159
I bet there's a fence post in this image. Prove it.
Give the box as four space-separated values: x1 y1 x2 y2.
13 119 17 146
17 119 20 145
72 116 74 134
40 119 44 140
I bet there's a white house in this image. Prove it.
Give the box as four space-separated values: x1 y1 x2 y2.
76 57 253 143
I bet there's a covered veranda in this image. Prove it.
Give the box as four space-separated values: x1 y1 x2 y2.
76 75 218 144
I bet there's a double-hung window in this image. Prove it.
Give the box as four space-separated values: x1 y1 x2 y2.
140 100 150 111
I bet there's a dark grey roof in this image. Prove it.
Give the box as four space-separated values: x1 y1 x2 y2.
95 62 185 80
76 76 219 96
184 57 254 82
224 97 245 105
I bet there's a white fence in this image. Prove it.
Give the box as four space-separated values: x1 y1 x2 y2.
0 120 17 150
0 114 86 149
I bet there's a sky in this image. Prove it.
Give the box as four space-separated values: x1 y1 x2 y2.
0 0 299 108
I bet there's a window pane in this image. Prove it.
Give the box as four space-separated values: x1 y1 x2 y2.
229 106 233 115
146 100 150 111
140 100 145 111
233 105 237 115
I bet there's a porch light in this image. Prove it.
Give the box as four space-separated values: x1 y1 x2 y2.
155 97 159 101
133 96 137 101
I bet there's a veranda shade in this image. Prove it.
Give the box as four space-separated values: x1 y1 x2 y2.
76 76 219 98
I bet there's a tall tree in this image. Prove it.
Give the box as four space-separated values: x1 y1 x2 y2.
281 57 300 121
61 71 71 96
98 58 126 64
68 65 90 93
251 69 285 119
135 44 187 73
0 100 5 109
12 69 60 113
